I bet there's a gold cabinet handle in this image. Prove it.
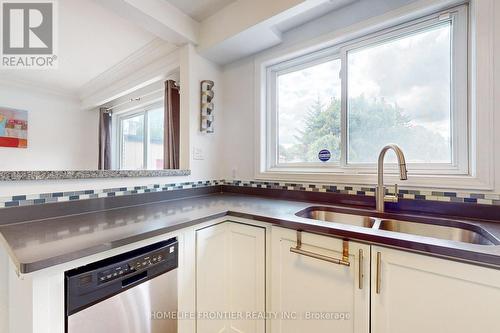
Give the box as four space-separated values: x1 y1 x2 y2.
376 252 382 294
290 247 351 266
290 231 350 267
359 249 364 289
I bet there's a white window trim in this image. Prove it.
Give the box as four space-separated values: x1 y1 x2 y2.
115 102 163 170
254 0 495 190
340 9 468 174
265 7 468 174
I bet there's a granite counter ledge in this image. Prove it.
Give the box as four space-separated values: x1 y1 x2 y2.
0 169 191 181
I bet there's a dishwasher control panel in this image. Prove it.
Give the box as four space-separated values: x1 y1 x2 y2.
66 238 178 316
97 246 173 284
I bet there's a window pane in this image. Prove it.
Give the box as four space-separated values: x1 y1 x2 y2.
121 114 144 170
347 23 452 164
277 59 341 164
147 108 164 170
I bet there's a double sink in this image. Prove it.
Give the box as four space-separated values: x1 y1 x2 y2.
297 207 498 246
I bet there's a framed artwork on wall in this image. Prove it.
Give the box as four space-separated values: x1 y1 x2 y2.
0 107 28 148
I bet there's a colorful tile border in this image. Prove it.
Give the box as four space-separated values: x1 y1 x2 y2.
222 180 500 206
0 180 223 208
1 179 500 209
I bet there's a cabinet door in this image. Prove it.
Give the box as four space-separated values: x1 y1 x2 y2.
196 223 227 333
371 246 500 333
270 226 370 333
196 222 265 333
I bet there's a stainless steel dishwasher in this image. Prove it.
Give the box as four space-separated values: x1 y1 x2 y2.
65 238 178 333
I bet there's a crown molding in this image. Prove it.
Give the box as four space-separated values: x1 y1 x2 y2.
0 38 178 106
79 38 179 107
80 51 180 110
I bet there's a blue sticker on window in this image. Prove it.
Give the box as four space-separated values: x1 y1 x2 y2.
318 149 331 162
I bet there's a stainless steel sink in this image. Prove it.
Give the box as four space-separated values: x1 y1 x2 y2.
297 207 497 246
378 219 495 245
297 208 376 228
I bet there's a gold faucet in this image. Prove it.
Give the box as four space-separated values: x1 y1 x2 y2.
376 144 408 212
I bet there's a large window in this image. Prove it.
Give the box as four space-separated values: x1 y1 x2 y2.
266 6 468 175
118 104 164 170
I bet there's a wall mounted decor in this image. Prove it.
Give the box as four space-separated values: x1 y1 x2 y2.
0 107 28 148
200 80 215 133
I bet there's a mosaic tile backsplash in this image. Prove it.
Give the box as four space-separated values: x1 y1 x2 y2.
1 179 500 209
224 180 500 205
0 180 223 208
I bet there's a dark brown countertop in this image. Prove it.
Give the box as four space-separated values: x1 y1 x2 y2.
2 192 500 273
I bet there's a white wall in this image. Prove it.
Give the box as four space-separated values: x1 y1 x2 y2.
221 0 418 181
0 47 224 197
221 58 256 181
0 83 98 171
495 0 500 195
221 0 500 193
1 0 498 196
181 44 225 182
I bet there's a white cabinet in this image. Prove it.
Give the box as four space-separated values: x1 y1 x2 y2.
0 246 8 333
371 246 500 333
196 222 265 333
270 226 370 333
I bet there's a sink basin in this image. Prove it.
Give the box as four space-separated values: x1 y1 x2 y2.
297 208 376 228
378 219 495 245
297 206 498 246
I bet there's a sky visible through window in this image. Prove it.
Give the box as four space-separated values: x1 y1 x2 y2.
277 22 452 165
278 59 342 163
348 23 452 163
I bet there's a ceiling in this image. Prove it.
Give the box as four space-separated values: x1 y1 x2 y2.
198 0 358 64
0 0 173 96
165 0 236 21
275 0 356 32
0 0 360 96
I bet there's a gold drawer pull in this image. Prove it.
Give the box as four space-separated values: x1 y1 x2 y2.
376 252 382 294
290 231 350 267
359 249 364 289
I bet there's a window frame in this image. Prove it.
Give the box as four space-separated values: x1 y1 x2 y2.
116 101 163 170
264 5 469 176
267 48 342 169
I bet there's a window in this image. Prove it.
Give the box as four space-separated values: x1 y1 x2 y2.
265 6 468 175
277 58 342 164
121 113 145 170
118 104 164 170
